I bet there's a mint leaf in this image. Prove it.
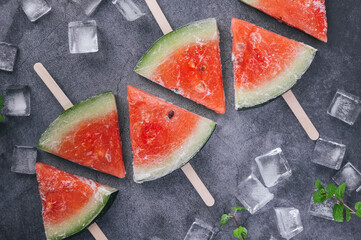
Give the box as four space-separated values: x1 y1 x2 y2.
220 214 231 226
346 208 351 222
326 184 337 198
233 226 246 240
242 228 248 239
315 179 324 190
356 209 361 218
355 202 361 211
335 183 346 199
0 115 2 121
313 189 327 203
333 203 344 222
232 206 246 212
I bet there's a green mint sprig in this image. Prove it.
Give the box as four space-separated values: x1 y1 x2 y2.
220 206 247 240
313 179 361 222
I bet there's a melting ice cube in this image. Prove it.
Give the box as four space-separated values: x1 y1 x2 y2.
71 0 103 16
236 174 274 214
274 207 303 240
308 195 336 221
255 147 292 187
11 146 37 174
311 137 346 170
68 20 98 54
332 162 361 194
327 89 361 125
3 86 31 116
184 219 214 240
19 0 51 22
0 42 18 72
112 0 145 21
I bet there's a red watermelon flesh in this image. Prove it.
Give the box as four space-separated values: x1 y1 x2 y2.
36 162 118 240
151 40 225 114
127 86 216 183
240 0 327 42
38 92 125 178
134 18 225 114
57 111 124 177
232 18 316 109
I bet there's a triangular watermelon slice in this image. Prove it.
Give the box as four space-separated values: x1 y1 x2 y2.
232 18 317 109
127 86 216 183
38 92 126 178
134 18 225 114
36 162 118 240
240 0 327 42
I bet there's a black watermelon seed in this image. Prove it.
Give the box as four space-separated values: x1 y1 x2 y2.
168 110 175 119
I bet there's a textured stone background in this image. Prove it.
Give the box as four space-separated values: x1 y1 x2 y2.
0 0 361 239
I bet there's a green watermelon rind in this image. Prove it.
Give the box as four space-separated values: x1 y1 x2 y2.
45 186 118 240
38 92 117 152
235 44 317 109
133 118 216 183
134 18 218 78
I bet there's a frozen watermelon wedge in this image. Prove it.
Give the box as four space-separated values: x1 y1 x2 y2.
134 18 225 114
36 162 118 240
232 18 317 109
127 86 216 183
38 92 126 178
240 0 327 42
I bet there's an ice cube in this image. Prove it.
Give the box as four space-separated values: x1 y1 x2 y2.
308 195 337 221
3 86 31 116
332 162 361 194
112 0 145 21
274 207 303 240
19 0 51 22
184 219 214 240
0 42 18 72
311 137 346 170
255 148 292 187
236 174 274 214
327 89 361 125
11 146 37 174
71 0 103 16
68 20 98 54
269 236 278 240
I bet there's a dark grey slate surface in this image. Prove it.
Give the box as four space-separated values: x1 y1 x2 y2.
1 0 361 239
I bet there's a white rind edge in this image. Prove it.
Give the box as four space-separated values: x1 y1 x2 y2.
235 44 317 109
241 0 259 5
133 118 216 183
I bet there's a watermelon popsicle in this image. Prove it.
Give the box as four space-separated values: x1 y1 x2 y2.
33 63 120 240
128 86 216 183
232 18 319 140
34 64 125 178
239 0 328 42
35 162 118 240
134 18 225 114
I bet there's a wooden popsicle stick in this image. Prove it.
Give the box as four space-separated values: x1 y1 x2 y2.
34 62 108 240
88 223 108 240
145 0 215 207
282 90 319 140
34 63 73 110
181 164 215 206
145 0 172 34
